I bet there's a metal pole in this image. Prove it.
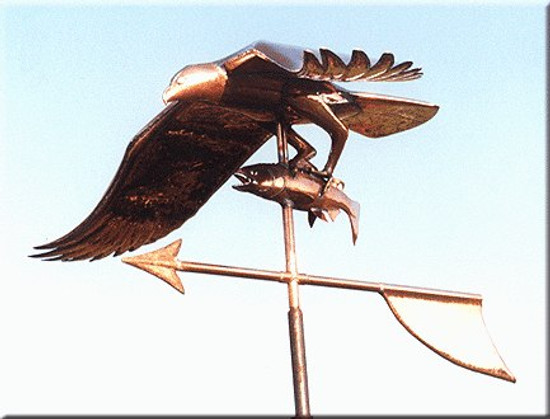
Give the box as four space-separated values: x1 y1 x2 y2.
277 122 311 417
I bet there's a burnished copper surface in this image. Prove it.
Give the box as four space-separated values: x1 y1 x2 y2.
33 41 437 261
233 163 360 244
122 238 516 383
382 290 515 382
33 101 273 261
276 123 311 417
222 41 423 82
32 40 516 416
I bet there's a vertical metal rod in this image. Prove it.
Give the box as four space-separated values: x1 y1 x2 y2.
277 122 311 417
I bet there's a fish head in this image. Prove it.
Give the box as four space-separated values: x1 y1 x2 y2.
233 163 285 199
162 63 228 105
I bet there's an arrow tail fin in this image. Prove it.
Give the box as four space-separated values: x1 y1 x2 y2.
381 288 516 382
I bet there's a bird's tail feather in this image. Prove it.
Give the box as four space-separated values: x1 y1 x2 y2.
335 92 439 138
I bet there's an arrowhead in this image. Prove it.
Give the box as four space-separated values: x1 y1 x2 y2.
122 239 185 294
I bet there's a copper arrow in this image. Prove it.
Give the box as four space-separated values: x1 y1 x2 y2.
122 239 516 383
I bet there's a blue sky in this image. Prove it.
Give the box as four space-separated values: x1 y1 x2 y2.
0 2 546 415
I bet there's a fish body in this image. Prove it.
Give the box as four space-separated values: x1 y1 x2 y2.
234 163 360 243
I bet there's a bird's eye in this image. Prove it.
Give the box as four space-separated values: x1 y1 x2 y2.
176 77 186 85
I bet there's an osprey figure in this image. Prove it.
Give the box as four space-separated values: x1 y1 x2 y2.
33 41 438 261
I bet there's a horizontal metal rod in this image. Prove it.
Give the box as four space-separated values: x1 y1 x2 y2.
173 259 481 301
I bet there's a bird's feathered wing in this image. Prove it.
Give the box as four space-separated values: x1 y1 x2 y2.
221 41 437 137
221 40 423 82
32 101 274 261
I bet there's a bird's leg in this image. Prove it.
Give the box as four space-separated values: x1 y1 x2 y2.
286 127 318 173
285 94 349 183
286 128 345 193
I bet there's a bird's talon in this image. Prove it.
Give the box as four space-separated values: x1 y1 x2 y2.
319 176 344 195
328 177 345 190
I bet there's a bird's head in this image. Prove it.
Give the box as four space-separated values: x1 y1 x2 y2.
163 63 228 105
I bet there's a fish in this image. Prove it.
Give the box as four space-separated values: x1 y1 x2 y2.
233 163 360 244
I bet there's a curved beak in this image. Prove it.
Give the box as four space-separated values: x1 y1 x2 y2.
162 86 176 105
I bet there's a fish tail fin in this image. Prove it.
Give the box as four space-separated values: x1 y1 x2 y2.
327 208 340 221
308 210 316 227
346 200 361 245
308 208 329 228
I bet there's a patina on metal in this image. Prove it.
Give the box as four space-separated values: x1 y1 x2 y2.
32 41 438 262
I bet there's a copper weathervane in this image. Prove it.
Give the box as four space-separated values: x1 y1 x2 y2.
32 41 515 416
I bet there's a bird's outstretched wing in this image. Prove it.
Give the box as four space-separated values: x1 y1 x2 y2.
32 101 274 261
220 41 422 82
